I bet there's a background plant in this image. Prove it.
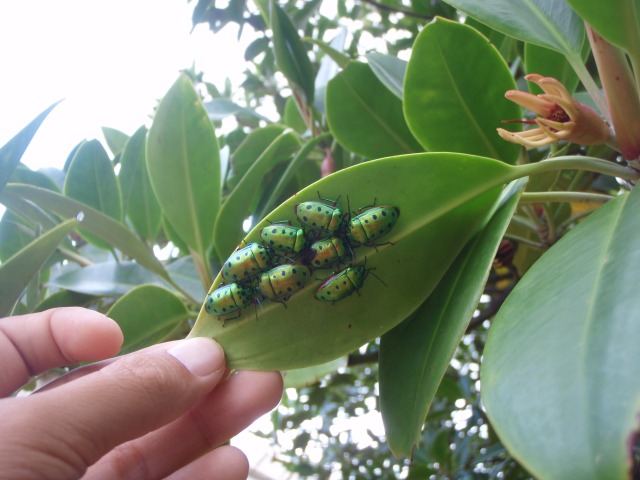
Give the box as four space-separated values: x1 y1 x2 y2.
2 0 639 478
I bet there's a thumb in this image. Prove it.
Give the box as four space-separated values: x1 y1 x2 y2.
0 337 226 479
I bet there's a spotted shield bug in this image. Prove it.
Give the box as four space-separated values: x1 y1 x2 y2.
346 205 400 247
205 283 254 320
257 264 311 303
221 242 274 283
305 236 349 268
295 193 343 237
260 222 308 254
314 265 368 303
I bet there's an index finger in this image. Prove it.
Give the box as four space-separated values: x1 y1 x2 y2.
0 307 123 396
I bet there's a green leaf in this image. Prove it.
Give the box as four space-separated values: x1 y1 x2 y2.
326 61 422 159
190 153 517 370
213 130 300 257
0 218 77 317
0 184 169 280
255 133 330 221
101 126 130 157
34 290 96 312
270 0 315 104
366 53 407 100
283 356 348 389
525 43 581 94
48 261 166 296
226 125 290 189
404 18 520 163
482 186 640 480
204 98 269 122
147 74 221 259
568 0 640 57
379 179 525 457
283 97 308 134
441 0 585 57
119 126 162 241
107 285 190 354
306 37 351 68
0 100 60 192
64 140 122 220
165 255 207 302
64 140 122 248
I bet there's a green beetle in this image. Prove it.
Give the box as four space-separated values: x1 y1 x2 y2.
260 222 308 254
221 242 274 283
314 265 367 303
257 264 311 302
205 283 254 320
305 236 349 268
295 193 343 237
347 205 400 247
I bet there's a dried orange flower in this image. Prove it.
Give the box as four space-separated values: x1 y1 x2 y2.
497 74 611 148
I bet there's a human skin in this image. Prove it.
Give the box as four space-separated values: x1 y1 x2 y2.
0 307 283 479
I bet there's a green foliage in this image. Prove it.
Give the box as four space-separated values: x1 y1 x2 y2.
2 0 640 478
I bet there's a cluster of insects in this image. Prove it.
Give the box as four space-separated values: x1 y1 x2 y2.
204 193 400 323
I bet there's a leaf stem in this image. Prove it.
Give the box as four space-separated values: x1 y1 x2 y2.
513 156 639 181
520 191 613 205
503 233 547 250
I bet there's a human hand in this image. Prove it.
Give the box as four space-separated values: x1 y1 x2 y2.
0 307 283 479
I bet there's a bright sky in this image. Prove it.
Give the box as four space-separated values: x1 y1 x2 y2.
0 0 248 171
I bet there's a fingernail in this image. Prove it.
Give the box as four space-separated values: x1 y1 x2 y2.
168 338 224 376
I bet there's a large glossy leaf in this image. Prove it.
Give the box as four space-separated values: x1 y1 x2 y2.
404 18 520 163
524 43 581 94
226 125 291 189
119 126 162 241
64 140 122 220
0 100 60 192
366 53 407 100
0 184 169 280
326 61 422 159
568 0 640 57
213 130 300 257
379 179 525 457
48 261 166 296
107 285 191 355
255 133 330 222
101 127 129 157
64 140 123 249
146 74 220 259
0 218 77 317
482 185 640 479
190 153 520 370
270 0 315 104
441 0 584 57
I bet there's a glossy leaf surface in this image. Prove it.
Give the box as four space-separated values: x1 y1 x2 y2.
404 18 520 163
0 184 168 280
101 126 129 157
48 261 166 296
119 126 162 241
147 74 220 258
482 186 640 480
0 100 60 192
64 139 122 221
441 0 584 57
379 179 525 457
190 153 518 370
326 61 422 159
366 52 407 100
107 285 190 354
0 218 77 317
568 0 640 55
270 0 315 104
213 130 300 257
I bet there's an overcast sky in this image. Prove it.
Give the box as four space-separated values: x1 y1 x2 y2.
0 0 247 170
